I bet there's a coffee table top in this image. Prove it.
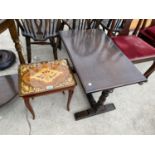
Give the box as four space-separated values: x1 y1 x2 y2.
60 29 146 94
18 59 76 96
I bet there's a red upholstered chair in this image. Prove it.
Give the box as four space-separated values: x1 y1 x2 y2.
111 19 155 79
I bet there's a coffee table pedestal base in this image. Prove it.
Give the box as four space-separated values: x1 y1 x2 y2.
74 103 116 120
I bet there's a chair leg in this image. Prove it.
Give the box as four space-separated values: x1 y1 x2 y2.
9 20 26 64
67 88 74 111
53 44 58 60
23 97 35 120
25 37 31 63
144 61 155 79
57 37 62 50
57 22 65 50
50 38 58 60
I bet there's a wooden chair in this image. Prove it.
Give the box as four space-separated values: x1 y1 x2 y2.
60 19 98 30
110 19 155 79
58 19 97 50
60 19 96 29
0 19 25 64
61 19 72 30
16 19 62 63
72 19 94 30
56 19 72 50
95 19 133 36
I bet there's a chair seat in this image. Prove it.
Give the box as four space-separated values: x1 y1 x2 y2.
18 59 76 96
112 35 155 61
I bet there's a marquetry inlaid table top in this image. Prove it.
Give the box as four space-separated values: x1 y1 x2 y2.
18 59 76 96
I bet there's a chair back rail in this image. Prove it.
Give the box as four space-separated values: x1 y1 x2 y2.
72 19 96 30
95 19 128 35
15 19 62 63
16 19 61 41
109 19 153 37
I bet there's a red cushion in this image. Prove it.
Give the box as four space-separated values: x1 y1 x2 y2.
112 36 155 61
145 26 155 37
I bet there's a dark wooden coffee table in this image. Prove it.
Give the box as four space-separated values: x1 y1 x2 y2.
60 29 147 120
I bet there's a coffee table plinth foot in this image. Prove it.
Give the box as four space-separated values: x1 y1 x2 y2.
74 103 116 121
